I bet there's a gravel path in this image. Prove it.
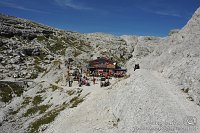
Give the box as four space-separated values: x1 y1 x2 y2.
45 69 200 133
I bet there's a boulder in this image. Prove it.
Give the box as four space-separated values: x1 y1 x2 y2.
22 47 41 56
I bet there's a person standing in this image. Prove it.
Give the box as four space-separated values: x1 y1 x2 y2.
105 72 108 79
69 76 73 87
93 76 96 85
79 75 82 87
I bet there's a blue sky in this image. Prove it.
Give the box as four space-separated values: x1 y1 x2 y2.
0 0 199 36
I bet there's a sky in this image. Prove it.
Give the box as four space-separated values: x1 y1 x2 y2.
0 0 200 36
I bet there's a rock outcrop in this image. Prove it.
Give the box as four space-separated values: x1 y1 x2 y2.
128 7 200 105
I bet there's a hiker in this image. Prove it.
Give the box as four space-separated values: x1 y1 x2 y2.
69 76 73 87
71 80 73 87
134 64 140 71
93 77 96 84
105 79 110 86
100 81 103 87
92 71 95 76
79 79 82 87
85 79 90 86
68 80 71 87
105 73 108 79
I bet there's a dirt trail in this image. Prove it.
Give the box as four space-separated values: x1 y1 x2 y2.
45 69 200 133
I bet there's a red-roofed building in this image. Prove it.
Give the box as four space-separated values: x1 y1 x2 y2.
87 57 126 77
87 57 115 76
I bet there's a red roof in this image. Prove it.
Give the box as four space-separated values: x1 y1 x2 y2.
89 57 115 69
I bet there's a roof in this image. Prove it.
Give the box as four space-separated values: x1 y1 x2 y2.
88 57 115 69
89 57 114 65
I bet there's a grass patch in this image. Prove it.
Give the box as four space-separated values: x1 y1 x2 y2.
60 49 66 55
37 89 46 94
34 64 46 73
28 103 69 133
34 57 41 64
30 73 38 79
33 95 43 105
77 89 83 94
9 108 21 115
33 56 46 74
69 96 84 108
38 54 46 61
66 90 76 96
55 78 62 84
22 97 32 107
24 106 38 117
37 36 47 42
0 82 24 103
24 105 51 117
34 54 46 64
38 105 51 114
50 84 62 91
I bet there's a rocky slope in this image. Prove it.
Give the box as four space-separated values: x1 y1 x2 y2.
0 13 133 132
128 7 200 105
